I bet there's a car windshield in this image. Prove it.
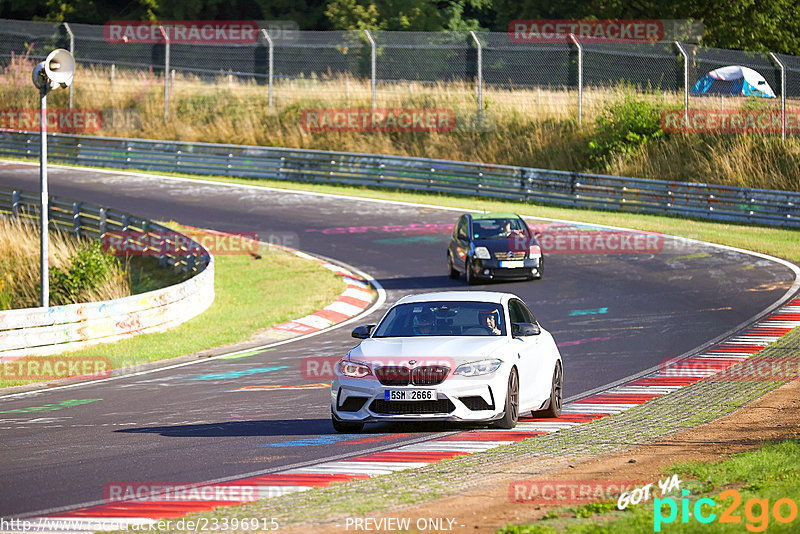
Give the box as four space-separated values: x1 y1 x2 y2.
472 218 528 240
372 301 506 337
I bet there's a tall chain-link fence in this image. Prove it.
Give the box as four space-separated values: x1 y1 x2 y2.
1 18 798 135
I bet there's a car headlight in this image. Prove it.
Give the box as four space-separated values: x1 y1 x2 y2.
338 360 372 378
529 244 542 259
454 359 503 376
474 246 491 260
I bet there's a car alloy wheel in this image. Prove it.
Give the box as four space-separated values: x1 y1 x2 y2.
493 368 519 429
532 362 562 418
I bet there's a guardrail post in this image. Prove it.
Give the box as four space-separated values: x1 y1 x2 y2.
674 41 689 124
470 31 483 114
364 30 376 110
11 190 19 218
569 34 583 126
159 26 170 120
72 202 81 236
260 29 274 109
99 207 107 235
769 52 787 141
62 23 74 110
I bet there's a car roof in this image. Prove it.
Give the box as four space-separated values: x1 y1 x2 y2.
470 212 522 220
394 291 517 305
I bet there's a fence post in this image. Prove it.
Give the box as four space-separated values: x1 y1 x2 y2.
674 41 689 123
260 29 274 109
470 31 483 114
159 26 170 119
569 34 583 126
769 52 787 141
364 30 376 109
62 22 74 110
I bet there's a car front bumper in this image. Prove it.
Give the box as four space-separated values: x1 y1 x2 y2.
470 258 542 280
331 372 508 423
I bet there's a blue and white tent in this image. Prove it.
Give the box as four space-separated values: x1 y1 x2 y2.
691 65 776 98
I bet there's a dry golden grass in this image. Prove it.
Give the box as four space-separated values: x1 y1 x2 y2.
0 216 130 309
2 56 798 191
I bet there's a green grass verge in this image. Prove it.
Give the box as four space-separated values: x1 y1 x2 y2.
498 439 800 533
0 242 346 388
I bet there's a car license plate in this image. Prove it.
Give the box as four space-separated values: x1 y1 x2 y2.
499 260 524 268
384 389 435 401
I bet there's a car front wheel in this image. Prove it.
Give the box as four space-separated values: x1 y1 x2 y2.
531 362 562 418
447 252 460 279
492 368 519 429
465 263 476 285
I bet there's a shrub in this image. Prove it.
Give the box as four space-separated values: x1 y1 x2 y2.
49 240 125 306
587 95 666 169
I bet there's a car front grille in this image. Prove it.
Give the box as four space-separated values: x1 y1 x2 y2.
374 365 450 386
370 399 456 415
374 366 411 386
412 365 450 385
493 250 526 260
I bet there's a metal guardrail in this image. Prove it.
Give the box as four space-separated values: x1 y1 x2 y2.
1 130 798 227
0 187 215 357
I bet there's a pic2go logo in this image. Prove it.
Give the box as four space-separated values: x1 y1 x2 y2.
654 489 798 532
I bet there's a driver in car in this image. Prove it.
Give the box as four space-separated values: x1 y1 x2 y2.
479 309 502 335
413 309 436 335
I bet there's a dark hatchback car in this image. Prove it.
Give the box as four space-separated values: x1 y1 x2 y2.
447 213 543 285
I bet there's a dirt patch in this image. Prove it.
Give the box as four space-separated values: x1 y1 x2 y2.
286 378 800 533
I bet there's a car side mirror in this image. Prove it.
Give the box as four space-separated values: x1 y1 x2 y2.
512 322 540 337
351 324 375 339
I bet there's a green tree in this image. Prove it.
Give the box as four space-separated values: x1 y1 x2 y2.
324 0 491 31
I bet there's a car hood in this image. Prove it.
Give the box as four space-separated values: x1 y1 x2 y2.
473 237 530 252
349 336 509 365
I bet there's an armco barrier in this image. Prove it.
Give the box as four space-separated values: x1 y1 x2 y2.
1 131 798 227
0 188 214 358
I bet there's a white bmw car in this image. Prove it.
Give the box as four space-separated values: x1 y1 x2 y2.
331 291 563 432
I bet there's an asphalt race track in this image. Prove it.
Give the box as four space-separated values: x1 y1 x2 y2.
0 162 795 518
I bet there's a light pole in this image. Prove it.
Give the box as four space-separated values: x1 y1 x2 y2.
31 48 75 308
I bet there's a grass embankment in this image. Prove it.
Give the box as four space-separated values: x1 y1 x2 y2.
0 235 347 388
498 439 800 533
2 55 799 191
